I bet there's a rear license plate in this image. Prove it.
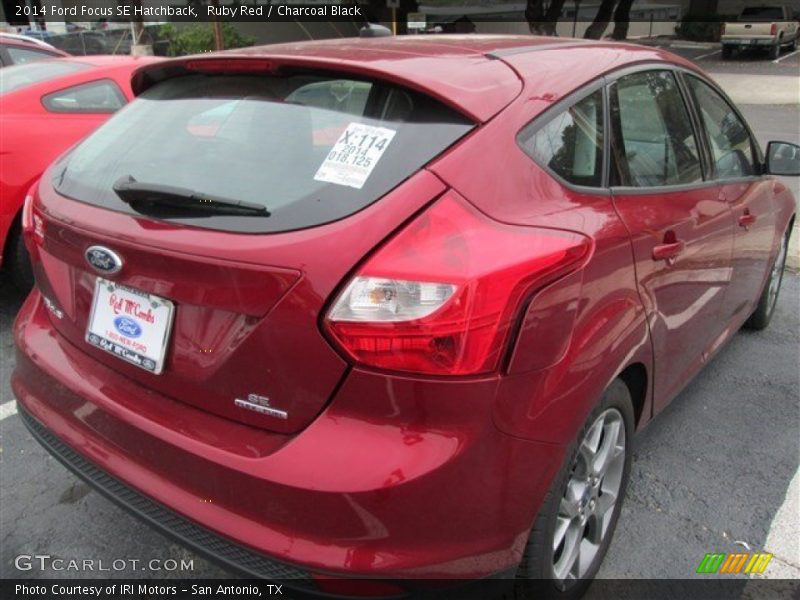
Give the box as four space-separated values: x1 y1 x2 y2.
86 278 175 374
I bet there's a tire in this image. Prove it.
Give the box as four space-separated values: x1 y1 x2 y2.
721 45 733 60
744 226 790 331
509 379 634 600
4 218 34 292
790 36 798 51
770 40 781 59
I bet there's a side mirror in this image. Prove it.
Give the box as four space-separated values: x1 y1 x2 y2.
765 141 800 176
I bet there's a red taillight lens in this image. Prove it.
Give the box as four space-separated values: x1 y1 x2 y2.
21 191 34 233
770 23 778 35
21 182 44 248
324 192 591 376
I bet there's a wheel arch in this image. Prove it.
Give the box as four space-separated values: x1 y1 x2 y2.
1 175 40 270
617 362 648 430
0 205 22 271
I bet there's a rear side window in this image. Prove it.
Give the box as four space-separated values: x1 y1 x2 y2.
6 45 57 65
685 76 755 180
610 71 703 188
42 79 126 113
518 89 604 188
0 61 88 95
55 72 474 234
739 7 783 20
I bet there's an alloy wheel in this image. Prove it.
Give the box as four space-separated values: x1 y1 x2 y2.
552 408 626 585
767 233 788 314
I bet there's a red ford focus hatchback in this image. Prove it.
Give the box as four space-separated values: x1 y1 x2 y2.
12 36 798 598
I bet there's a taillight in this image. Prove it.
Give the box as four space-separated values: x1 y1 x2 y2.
21 182 44 246
21 190 34 234
324 192 591 376
770 23 778 35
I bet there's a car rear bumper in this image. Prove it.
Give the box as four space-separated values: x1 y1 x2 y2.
16 403 312 582
721 36 778 46
13 290 562 582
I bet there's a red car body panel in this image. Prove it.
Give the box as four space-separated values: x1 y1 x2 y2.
0 56 160 269
11 36 796 586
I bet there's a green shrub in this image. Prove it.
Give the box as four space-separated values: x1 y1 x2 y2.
675 15 737 42
159 23 254 56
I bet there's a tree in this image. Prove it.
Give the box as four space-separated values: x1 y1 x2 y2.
583 0 617 39
159 23 254 56
525 0 568 36
686 0 719 20
583 0 636 40
524 0 638 40
610 0 635 40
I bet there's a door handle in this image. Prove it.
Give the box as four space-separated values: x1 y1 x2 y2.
739 212 756 229
652 240 685 262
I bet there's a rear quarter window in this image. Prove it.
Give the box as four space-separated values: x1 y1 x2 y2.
55 71 474 233
42 79 126 113
517 88 605 188
5 45 58 65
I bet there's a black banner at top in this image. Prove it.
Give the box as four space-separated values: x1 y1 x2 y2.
4 0 793 25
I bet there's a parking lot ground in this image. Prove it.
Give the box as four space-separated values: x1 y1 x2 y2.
595 273 800 581
633 38 800 106
636 37 800 75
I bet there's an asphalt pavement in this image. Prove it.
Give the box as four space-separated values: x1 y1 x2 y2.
640 37 800 75
1 62 799 593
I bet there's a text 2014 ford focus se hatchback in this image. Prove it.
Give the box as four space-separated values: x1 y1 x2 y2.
12 36 799 598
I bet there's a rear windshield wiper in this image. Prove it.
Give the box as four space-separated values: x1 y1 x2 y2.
112 176 270 217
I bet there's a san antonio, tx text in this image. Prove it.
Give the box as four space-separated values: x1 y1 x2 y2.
16 583 282 596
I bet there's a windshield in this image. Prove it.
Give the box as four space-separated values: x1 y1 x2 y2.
54 71 474 233
0 61 89 95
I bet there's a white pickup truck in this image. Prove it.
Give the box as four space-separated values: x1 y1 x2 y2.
721 5 799 59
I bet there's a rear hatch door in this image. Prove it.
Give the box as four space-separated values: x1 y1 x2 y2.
31 64 472 433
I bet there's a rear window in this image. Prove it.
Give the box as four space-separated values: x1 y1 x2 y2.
5 45 59 65
54 72 474 234
739 7 783 20
0 61 89 95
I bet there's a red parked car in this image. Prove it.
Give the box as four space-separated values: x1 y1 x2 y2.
0 55 160 288
12 36 798 598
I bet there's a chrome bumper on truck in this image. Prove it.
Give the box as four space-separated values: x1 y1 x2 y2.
721 37 777 47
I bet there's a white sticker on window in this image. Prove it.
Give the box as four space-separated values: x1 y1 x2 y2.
314 122 396 189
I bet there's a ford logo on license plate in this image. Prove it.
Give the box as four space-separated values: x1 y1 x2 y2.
114 316 142 338
85 245 123 275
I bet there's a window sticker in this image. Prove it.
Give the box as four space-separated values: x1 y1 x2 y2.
314 122 397 189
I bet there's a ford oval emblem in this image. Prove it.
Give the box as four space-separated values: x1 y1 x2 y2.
85 245 122 275
113 316 142 338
